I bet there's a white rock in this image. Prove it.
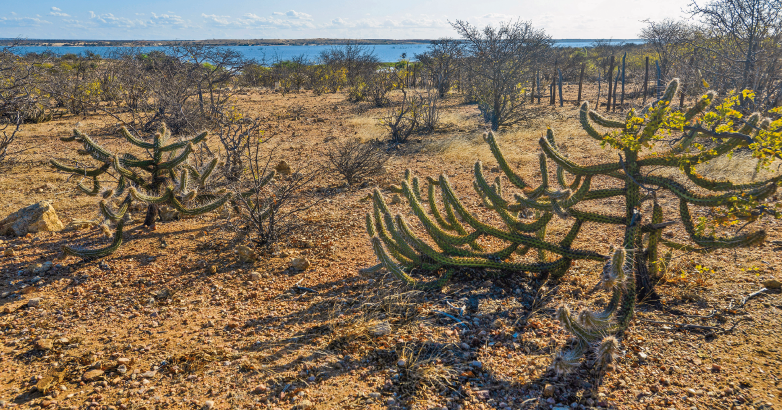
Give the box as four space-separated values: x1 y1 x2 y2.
290 257 311 271
0 201 64 236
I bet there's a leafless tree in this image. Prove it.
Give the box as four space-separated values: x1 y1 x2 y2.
416 38 464 98
639 19 694 79
688 0 782 107
319 41 379 89
326 138 389 185
452 19 552 130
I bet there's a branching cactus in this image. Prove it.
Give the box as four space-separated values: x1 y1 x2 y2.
50 125 241 258
366 79 780 296
366 78 781 372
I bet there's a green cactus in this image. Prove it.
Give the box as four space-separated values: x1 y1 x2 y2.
365 78 781 372
51 125 263 259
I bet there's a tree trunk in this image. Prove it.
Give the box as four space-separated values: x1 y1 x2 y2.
143 204 159 229
635 252 660 303
577 63 585 103
643 57 649 104
606 56 614 112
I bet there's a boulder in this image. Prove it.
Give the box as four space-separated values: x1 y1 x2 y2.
0 201 64 237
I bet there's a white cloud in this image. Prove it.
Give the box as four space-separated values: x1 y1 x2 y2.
325 15 448 30
200 12 315 30
0 16 51 27
149 12 189 28
89 11 138 28
49 7 70 17
285 10 312 20
202 13 231 26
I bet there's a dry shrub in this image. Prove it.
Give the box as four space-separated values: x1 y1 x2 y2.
326 137 390 184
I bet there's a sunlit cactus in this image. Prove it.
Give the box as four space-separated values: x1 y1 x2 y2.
50 125 250 258
364 79 781 372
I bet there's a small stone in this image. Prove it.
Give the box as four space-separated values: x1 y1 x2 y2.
82 369 104 382
116 358 131 365
543 384 555 397
275 160 292 175
249 272 261 281
650 384 660 393
296 399 313 410
35 339 53 350
140 371 156 379
117 365 127 374
236 245 256 262
460 342 470 350
686 388 697 397
202 400 215 410
638 352 648 361
762 279 781 289
28 298 41 308
208 265 218 274
397 359 407 367
470 361 482 369
369 321 392 337
4 247 16 257
390 194 402 205
252 384 267 394
368 392 381 399
474 390 491 400
711 364 722 372
290 257 311 271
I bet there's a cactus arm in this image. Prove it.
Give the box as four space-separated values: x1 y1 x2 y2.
198 158 219 186
160 131 208 152
119 127 155 149
588 110 625 129
112 155 148 188
678 199 767 248
484 132 529 189
641 175 778 206
683 91 716 122
370 237 451 289
99 194 132 222
77 176 101 196
169 192 231 216
579 102 607 142
439 176 604 261
77 131 115 163
50 160 111 177
157 143 193 170
62 220 125 259
539 135 622 175
658 239 712 253
567 208 626 224
129 187 173 204
120 153 155 171
681 162 776 191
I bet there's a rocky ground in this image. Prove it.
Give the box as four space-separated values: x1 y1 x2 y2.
0 89 781 410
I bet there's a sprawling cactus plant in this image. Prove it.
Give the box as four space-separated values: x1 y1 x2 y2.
366 79 781 370
51 125 233 258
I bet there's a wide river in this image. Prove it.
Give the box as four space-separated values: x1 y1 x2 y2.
11 40 644 63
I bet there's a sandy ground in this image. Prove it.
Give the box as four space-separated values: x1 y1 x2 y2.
0 88 781 410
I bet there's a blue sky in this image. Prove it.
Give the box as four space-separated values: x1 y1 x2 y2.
1 0 692 40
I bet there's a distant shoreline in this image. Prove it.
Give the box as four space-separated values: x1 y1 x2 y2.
0 38 643 48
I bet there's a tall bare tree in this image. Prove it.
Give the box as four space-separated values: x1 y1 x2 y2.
452 19 552 130
688 0 782 107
